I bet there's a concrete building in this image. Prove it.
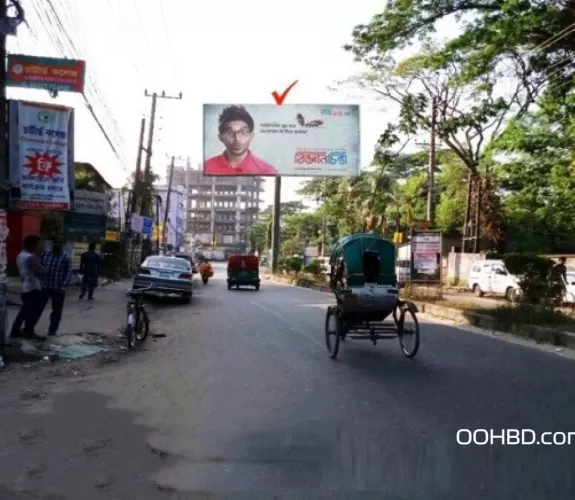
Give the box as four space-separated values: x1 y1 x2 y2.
154 184 187 250
171 162 264 252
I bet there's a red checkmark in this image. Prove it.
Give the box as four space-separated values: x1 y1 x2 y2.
271 80 299 105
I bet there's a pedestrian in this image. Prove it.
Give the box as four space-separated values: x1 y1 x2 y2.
79 242 101 300
38 236 71 337
10 234 45 340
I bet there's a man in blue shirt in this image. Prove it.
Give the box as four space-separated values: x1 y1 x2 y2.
79 242 101 300
39 237 71 336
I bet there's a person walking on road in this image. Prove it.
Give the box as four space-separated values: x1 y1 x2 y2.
39 237 71 337
79 242 101 300
10 234 45 340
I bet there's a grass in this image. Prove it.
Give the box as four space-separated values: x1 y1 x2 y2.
433 301 575 332
270 273 575 332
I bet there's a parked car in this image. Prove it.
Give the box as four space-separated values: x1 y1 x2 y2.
173 252 197 274
133 256 193 303
468 259 521 301
562 271 575 304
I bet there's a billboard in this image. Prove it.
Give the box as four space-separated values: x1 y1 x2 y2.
7 55 86 93
8 100 74 210
411 231 442 283
203 104 360 177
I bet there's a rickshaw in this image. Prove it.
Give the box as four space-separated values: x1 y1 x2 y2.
227 254 260 290
325 233 420 360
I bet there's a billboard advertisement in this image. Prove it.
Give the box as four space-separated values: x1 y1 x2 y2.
8 100 74 210
7 55 86 93
411 231 442 283
203 104 360 177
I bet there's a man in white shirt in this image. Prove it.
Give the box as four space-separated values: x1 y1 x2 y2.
10 234 45 340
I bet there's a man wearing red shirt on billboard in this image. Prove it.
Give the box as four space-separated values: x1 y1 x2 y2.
204 105 278 176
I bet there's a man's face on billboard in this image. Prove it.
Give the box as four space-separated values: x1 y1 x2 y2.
219 120 253 157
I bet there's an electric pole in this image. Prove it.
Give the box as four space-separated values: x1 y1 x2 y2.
427 97 437 225
129 117 146 215
161 156 175 254
124 116 146 274
140 89 182 217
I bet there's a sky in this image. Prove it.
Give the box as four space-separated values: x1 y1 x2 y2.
8 0 401 208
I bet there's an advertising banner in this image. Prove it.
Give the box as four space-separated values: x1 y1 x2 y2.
130 213 154 236
8 100 74 210
411 231 442 283
203 104 360 177
7 55 86 93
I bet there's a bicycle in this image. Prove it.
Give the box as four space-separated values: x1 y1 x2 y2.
125 287 152 349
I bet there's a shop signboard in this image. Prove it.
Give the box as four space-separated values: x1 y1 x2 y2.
8 100 75 210
7 55 86 93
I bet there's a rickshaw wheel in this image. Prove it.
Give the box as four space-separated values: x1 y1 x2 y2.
324 306 341 359
227 283 232 290
398 307 420 358
255 284 260 291
392 305 400 326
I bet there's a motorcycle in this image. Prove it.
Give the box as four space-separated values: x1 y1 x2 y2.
199 262 213 285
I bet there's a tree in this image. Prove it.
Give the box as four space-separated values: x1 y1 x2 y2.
493 94 575 252
343 1 575 248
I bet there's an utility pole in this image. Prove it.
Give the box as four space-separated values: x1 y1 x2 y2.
427 96 437 225
141 89 182 217
271 177 282 272
129 117 146 214
124 116 146 274
161 156 175 254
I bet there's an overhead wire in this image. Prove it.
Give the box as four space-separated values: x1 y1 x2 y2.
30 0 129 168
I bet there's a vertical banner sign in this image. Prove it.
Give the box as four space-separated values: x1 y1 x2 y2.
411 230 442 283
9 101 73 210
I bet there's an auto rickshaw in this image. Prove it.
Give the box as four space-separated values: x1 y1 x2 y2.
227 254 260 290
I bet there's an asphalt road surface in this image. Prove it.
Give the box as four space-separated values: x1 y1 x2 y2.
1 262 575 499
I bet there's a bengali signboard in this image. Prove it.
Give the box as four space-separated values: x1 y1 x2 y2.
73 190 108 215
8 101 73 210
411 231 442 283
203 104 360 177
7 54 86 93
129 213 154 236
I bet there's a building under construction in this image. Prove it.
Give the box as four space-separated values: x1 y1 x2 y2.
171 162 264 252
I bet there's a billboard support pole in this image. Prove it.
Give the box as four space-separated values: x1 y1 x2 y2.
271 176 281 273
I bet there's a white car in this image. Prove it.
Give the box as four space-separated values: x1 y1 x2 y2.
468 259 521 301
563 272 575 304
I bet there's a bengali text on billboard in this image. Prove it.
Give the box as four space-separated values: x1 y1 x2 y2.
203 104 360 177
10 101 72 210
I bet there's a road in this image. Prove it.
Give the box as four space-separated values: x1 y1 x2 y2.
1 262 575 499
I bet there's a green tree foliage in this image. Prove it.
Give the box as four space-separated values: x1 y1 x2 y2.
244 2 575 256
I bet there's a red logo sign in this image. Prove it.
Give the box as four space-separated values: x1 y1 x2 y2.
24 152 63 177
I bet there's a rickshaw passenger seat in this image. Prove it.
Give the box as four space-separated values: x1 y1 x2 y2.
363 250 380 283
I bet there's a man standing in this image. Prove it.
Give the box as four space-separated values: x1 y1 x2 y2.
79 242 101 300
10 234 45 340
204 105 278 176
39 237 71 337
